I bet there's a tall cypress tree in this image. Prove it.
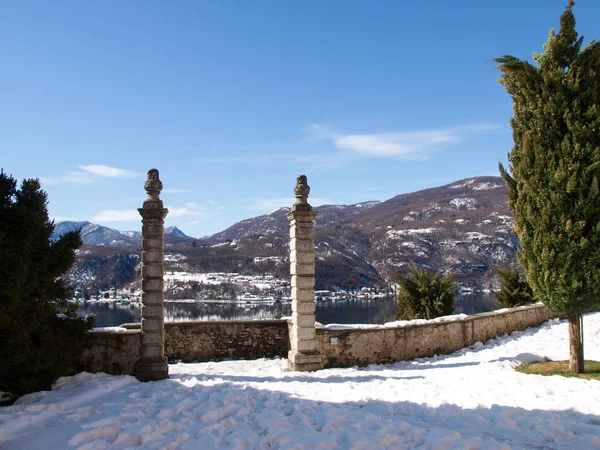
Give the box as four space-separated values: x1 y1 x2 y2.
0 170 94 399
495 1 600 373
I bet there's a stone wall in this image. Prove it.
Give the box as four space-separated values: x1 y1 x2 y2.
80 329 142 375
81 305 559 374
317 304 560 368
164 320 289 362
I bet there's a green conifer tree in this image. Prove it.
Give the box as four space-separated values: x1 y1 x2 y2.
493 265 535 309
495 1 600 373
0 170 94 400
395 264 454 320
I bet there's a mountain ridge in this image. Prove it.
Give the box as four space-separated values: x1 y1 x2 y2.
52 221 194 247
63 176 518 294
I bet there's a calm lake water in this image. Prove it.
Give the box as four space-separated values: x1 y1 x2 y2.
79 293 499 328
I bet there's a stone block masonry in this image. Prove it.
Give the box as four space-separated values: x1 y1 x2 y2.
80 305 560 375
317 304 562 368
165 320 289 362
286 175 323 371
134 169 169 382
80 329 141 375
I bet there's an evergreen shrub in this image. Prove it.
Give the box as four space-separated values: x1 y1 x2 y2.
493 265 535 308
0 170 94 400
395 264 454 320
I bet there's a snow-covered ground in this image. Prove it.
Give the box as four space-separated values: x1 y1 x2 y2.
2 313 600 449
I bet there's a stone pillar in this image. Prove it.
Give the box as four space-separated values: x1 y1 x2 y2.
134 168 169 382
287 175 323 371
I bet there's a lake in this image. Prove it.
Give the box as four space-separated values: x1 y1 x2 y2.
79 293 499 328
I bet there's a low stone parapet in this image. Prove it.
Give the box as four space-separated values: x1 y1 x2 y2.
79 304 561 375
164 320 289 362
80 328 142 375
317 304 560 368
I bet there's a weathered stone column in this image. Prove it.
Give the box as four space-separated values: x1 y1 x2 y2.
287 175 323 371
134 169 169 382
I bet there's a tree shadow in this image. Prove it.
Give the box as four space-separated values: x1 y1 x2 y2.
169 372 426 384
4 370 599 449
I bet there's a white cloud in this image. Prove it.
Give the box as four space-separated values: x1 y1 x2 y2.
92 203 207 224
335 131 456 158
305 123 500 160
79 165 139 177
92 209 140 222
40 171 95 186
43 165 140 186
166 202 208 220
246 197 332 212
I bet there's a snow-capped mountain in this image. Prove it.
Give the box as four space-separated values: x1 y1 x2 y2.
65 176 518 292
165 226 190 238
52 222 193 248
207 201 381 243
52 221 139 247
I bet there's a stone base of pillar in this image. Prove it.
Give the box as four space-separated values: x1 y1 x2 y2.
287 350 323 372
134 356 169 382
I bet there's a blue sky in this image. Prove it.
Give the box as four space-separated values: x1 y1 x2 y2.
1 1 598 238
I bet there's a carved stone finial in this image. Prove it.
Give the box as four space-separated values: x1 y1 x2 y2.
143 168 163 209
293 175 312 211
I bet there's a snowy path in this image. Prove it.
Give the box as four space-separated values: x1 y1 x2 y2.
1 313 600 449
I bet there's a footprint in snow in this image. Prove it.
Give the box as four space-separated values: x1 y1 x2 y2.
201 404 238 423
67 406 99 420
82 417 117 429
282 403 294 416
113 432 142 446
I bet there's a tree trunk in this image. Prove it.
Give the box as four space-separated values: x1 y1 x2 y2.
567 313 584 374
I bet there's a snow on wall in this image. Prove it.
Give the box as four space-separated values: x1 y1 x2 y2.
318 304 559 367
80 305 558 374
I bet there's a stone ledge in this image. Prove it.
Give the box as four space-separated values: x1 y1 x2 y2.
165 319 288 327
90 328 142 335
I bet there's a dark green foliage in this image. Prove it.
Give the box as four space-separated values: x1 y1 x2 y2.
0 170 94 399
395 264 454 320
495 2 600 315
493 265 535 308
